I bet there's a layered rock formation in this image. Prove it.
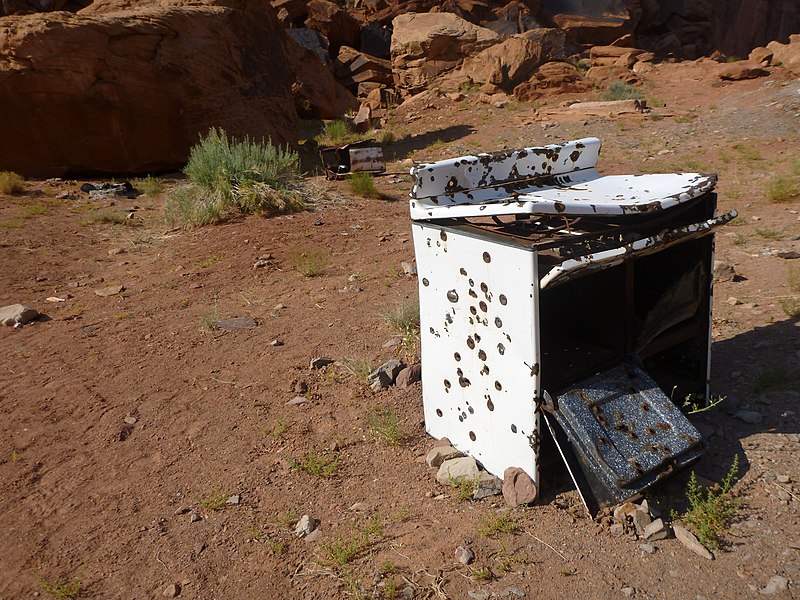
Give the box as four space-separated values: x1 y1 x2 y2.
0 0 298 177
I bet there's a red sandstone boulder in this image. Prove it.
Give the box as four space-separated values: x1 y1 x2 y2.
0 0 298 177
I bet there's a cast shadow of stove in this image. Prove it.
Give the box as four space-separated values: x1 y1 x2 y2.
383 125 476 163
535 315 799 512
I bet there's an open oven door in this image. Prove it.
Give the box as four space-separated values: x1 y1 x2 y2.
542 362 705 516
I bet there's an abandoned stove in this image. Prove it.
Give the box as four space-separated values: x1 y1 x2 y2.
409 137 737 514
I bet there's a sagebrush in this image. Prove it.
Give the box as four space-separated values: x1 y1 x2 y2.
166 128 304 227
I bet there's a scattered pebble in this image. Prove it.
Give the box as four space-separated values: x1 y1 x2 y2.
310 357 334 370
759 575 789 595
214 316 257 331
735 409 763 424
643 518 669 541
776 475 791 484
270 339 284 347
455 545 475 565
382 337 403 348
123 416 138 425
502 467 538 507
226 495 240 505
295 514 319 538
189 513 201 523
349 502 369 512
162 583 180 598
95 284 124 297
396 363 422 388
622 586 635 597
673 525 713 559
639 543 656 554
0 303 40 327
286 396 309 406
368 359 405 392
426 445 463 468
400 261 417 276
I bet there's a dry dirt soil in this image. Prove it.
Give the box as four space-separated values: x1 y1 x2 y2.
1 61 800 600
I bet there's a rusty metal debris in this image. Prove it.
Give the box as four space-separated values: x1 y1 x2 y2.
319 140 385 180
409 137 736 514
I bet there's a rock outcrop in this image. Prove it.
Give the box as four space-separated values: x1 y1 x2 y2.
0 0 298 177
390 12 500 94
459 28 566 92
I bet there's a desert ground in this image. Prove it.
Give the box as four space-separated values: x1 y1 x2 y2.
1 60 799 599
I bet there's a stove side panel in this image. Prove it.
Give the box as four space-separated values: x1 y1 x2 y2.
412 222 541 484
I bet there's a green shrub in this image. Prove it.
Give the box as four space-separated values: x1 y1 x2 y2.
766 175 799 203
602 82 643 101
349 172 379 198
167 128 302 227
0 171 24 195
134 175 165 196
679 456 739 549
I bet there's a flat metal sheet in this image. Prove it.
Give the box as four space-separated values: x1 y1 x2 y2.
545 362 704 510
410 170 717 220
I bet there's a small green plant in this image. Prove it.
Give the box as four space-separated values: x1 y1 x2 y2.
477 511 518 538
428 138 446 149
165 185 223 228
559 567 576 577
0 219 23 228
732 143 762 161
0 171 24 195
602 81 643 101
290 247 329 277
451 475 479 502
752 366 793 394
470 567 492 581
755 228 781 240
725 55 742 63
80 210 136 226
20 203 49 218
379 560 397 575
368 409 406 446
383 578 400 599
197 491 228 511
350 172 380 198
275 510 299 529
194 255 222 269
134 175 165 196
379 130 396 145
321 515 383 566
381 298 420 356
766 174 799 203
732 233 747 246
318 119 354 146
290 448 339 478
679 455 740 549
680 394 725 414
780 298 800 318
460 81 481 95
342 356 373 383
268 417 288 439
789 266 800 292
39 574 83 599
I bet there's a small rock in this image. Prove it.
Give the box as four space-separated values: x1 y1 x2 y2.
777 490 792 502
426 445 463 468
95 284 124 297
610 523 625 536
368 359 405 391
383 337 403 348
614 502 638 523
776 250 800 259
639 543 656 554
468 590 490 600
396 363 422 388
433 437 452 448
673 525 713 559
286 396 309 406
304 529 323 543
777 475 791 484
123 416 138 425
214 316 257 331
436 456 479 486
162 583 180 598
310 357 334 370
226 495 241 505
193 542 206 556
174 506 190 515
270 339 284 347
502 466 538 506
349 502 370 512
713 260 736 282
0 303 40 327
622 586 635 597
631 507 652 535
726 296 742 306
108 247 126 256
253 259 270 269
759 575 789 595
473 471 503 499
735 409 763 424
455 545 475 565
189 513 201 523
400 261 417 276
295 514 319 538
45 296 65 303
643 518 670 541
499 586 525 598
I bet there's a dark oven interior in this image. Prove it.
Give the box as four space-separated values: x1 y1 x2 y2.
538 193 717 402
